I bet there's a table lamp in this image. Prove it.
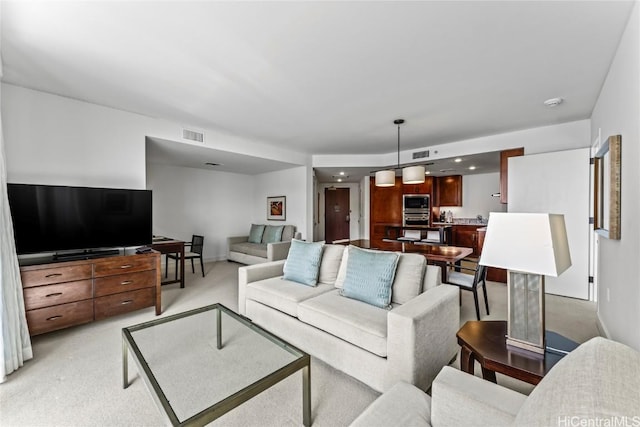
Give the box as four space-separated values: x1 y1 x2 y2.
479 213 571 355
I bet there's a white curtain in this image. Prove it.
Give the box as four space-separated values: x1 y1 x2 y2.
0 60 33 382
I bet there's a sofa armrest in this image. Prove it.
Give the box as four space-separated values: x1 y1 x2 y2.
237 260 286 315
267 240 292 261
350 381 431 427
385 284 459 391
431 366 526 426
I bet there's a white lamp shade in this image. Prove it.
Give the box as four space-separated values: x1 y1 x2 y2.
402 165 425 184
479 212 571 276
375 170 396 187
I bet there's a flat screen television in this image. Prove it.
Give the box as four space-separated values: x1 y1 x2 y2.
7 183 152 256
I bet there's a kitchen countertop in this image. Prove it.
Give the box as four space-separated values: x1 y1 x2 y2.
432 221 488 226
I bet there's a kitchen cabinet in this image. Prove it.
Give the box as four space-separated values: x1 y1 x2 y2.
403 177 433 196
452 225 481 256
500 148 524 204
370 177 403 244
436 175 462 207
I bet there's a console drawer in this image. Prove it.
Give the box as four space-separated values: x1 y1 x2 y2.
26 300 94 336
94 270 155 297
94 257 155 277
21 264 93 288
23 280 93 310
94 288 154 320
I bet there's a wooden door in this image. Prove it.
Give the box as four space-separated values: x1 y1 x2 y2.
325 188 350 243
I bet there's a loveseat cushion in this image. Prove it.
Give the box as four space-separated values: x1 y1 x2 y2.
298 289 388 357
230 242 268 258
335 246 425 305
281 225 296 241
283 240 324 286
318 244 345 285
245 276 334 317
514 337 640 425
262 225 284 243
248 224 266 243
341 246 399 308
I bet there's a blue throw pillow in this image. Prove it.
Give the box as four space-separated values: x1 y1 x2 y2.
341 246 399 309
248 224 265 244
283 240 324 286
262 225 284 244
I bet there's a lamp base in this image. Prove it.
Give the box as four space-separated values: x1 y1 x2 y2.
506 337 545 356
507 271 546 356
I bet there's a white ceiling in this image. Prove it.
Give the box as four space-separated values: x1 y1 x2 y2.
1 1 634 173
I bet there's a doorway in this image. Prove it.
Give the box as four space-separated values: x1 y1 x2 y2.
325 187 350 243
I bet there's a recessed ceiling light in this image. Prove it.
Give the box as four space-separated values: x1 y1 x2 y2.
454 158 462 163
469 166 476 170
544 97 564 107
339 171 345 176
425 170 431 175
337 178 342 182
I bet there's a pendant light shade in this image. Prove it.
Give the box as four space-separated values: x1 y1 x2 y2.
402 165 426 184
375 119 425 187
375 170 396 187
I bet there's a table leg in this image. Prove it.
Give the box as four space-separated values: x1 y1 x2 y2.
302 364 311 427
217 308 222 350
459 345 475 376
481 367 497 383
122 336 129 389
179 244 185 288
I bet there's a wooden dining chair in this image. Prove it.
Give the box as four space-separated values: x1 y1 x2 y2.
447 262 489 320
167 235 205 278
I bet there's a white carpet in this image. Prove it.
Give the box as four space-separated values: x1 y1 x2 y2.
0 261 599 426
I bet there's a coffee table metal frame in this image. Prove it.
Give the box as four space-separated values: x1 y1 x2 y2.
122 303 311 426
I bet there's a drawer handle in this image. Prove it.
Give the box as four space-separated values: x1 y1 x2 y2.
120 265 133 269
121 280 133 285
45 292 63 298
46 315 62 321
121 300 133 305
45 273 62 278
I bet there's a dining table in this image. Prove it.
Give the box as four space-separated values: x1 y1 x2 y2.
340 239 473 283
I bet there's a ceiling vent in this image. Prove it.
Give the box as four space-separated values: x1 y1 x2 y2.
413 150 430 159
182 128 204 143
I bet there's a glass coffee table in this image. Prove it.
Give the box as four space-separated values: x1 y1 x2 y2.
122 304 311 426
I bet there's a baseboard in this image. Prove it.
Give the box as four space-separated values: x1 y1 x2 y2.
596 312 611 338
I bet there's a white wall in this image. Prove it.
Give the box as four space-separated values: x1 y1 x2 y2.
3 84 152 189
252 166 309 241
441 172 505 220
146 164 255 262
590 1 640 350
316 182 362 242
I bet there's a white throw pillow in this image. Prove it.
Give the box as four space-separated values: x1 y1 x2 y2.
318 244 346 285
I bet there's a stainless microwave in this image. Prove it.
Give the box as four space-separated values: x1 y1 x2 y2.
403 194 430 211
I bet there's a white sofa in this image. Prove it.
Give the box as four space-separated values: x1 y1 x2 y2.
238 243 460 393
227 224 300 265
350 336 640 426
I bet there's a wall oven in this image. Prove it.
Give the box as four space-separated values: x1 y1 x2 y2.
403 194 430 226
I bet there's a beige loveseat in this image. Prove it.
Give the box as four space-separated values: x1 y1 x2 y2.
351 336 640 426
238 243 460 393
227 224 300 265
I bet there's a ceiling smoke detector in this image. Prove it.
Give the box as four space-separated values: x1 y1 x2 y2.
543 97 564 107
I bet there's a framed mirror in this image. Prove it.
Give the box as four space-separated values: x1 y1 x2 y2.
593 135 621 239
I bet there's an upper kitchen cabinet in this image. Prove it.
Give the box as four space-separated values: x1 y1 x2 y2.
436 175 462 207
403 176 433 195
500 148 524 204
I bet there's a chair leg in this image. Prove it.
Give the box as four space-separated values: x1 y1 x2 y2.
482 281 490 315
472 288 481 320
190 259 195 274
164 255 168 278
175 256 178 281
200 256 205 277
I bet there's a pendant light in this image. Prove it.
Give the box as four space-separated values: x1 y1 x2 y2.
375 119 425 187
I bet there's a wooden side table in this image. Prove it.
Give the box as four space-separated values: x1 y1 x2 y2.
456 320 578 385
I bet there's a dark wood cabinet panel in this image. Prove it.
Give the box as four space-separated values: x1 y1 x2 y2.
403 177 433 196
452 225 480 256
370 177 403 224
500 148 524 204
436 175 462 207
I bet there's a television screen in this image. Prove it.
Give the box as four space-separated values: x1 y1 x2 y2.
7 183 152 255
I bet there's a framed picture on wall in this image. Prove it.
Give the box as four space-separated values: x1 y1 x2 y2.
267 196 286 221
